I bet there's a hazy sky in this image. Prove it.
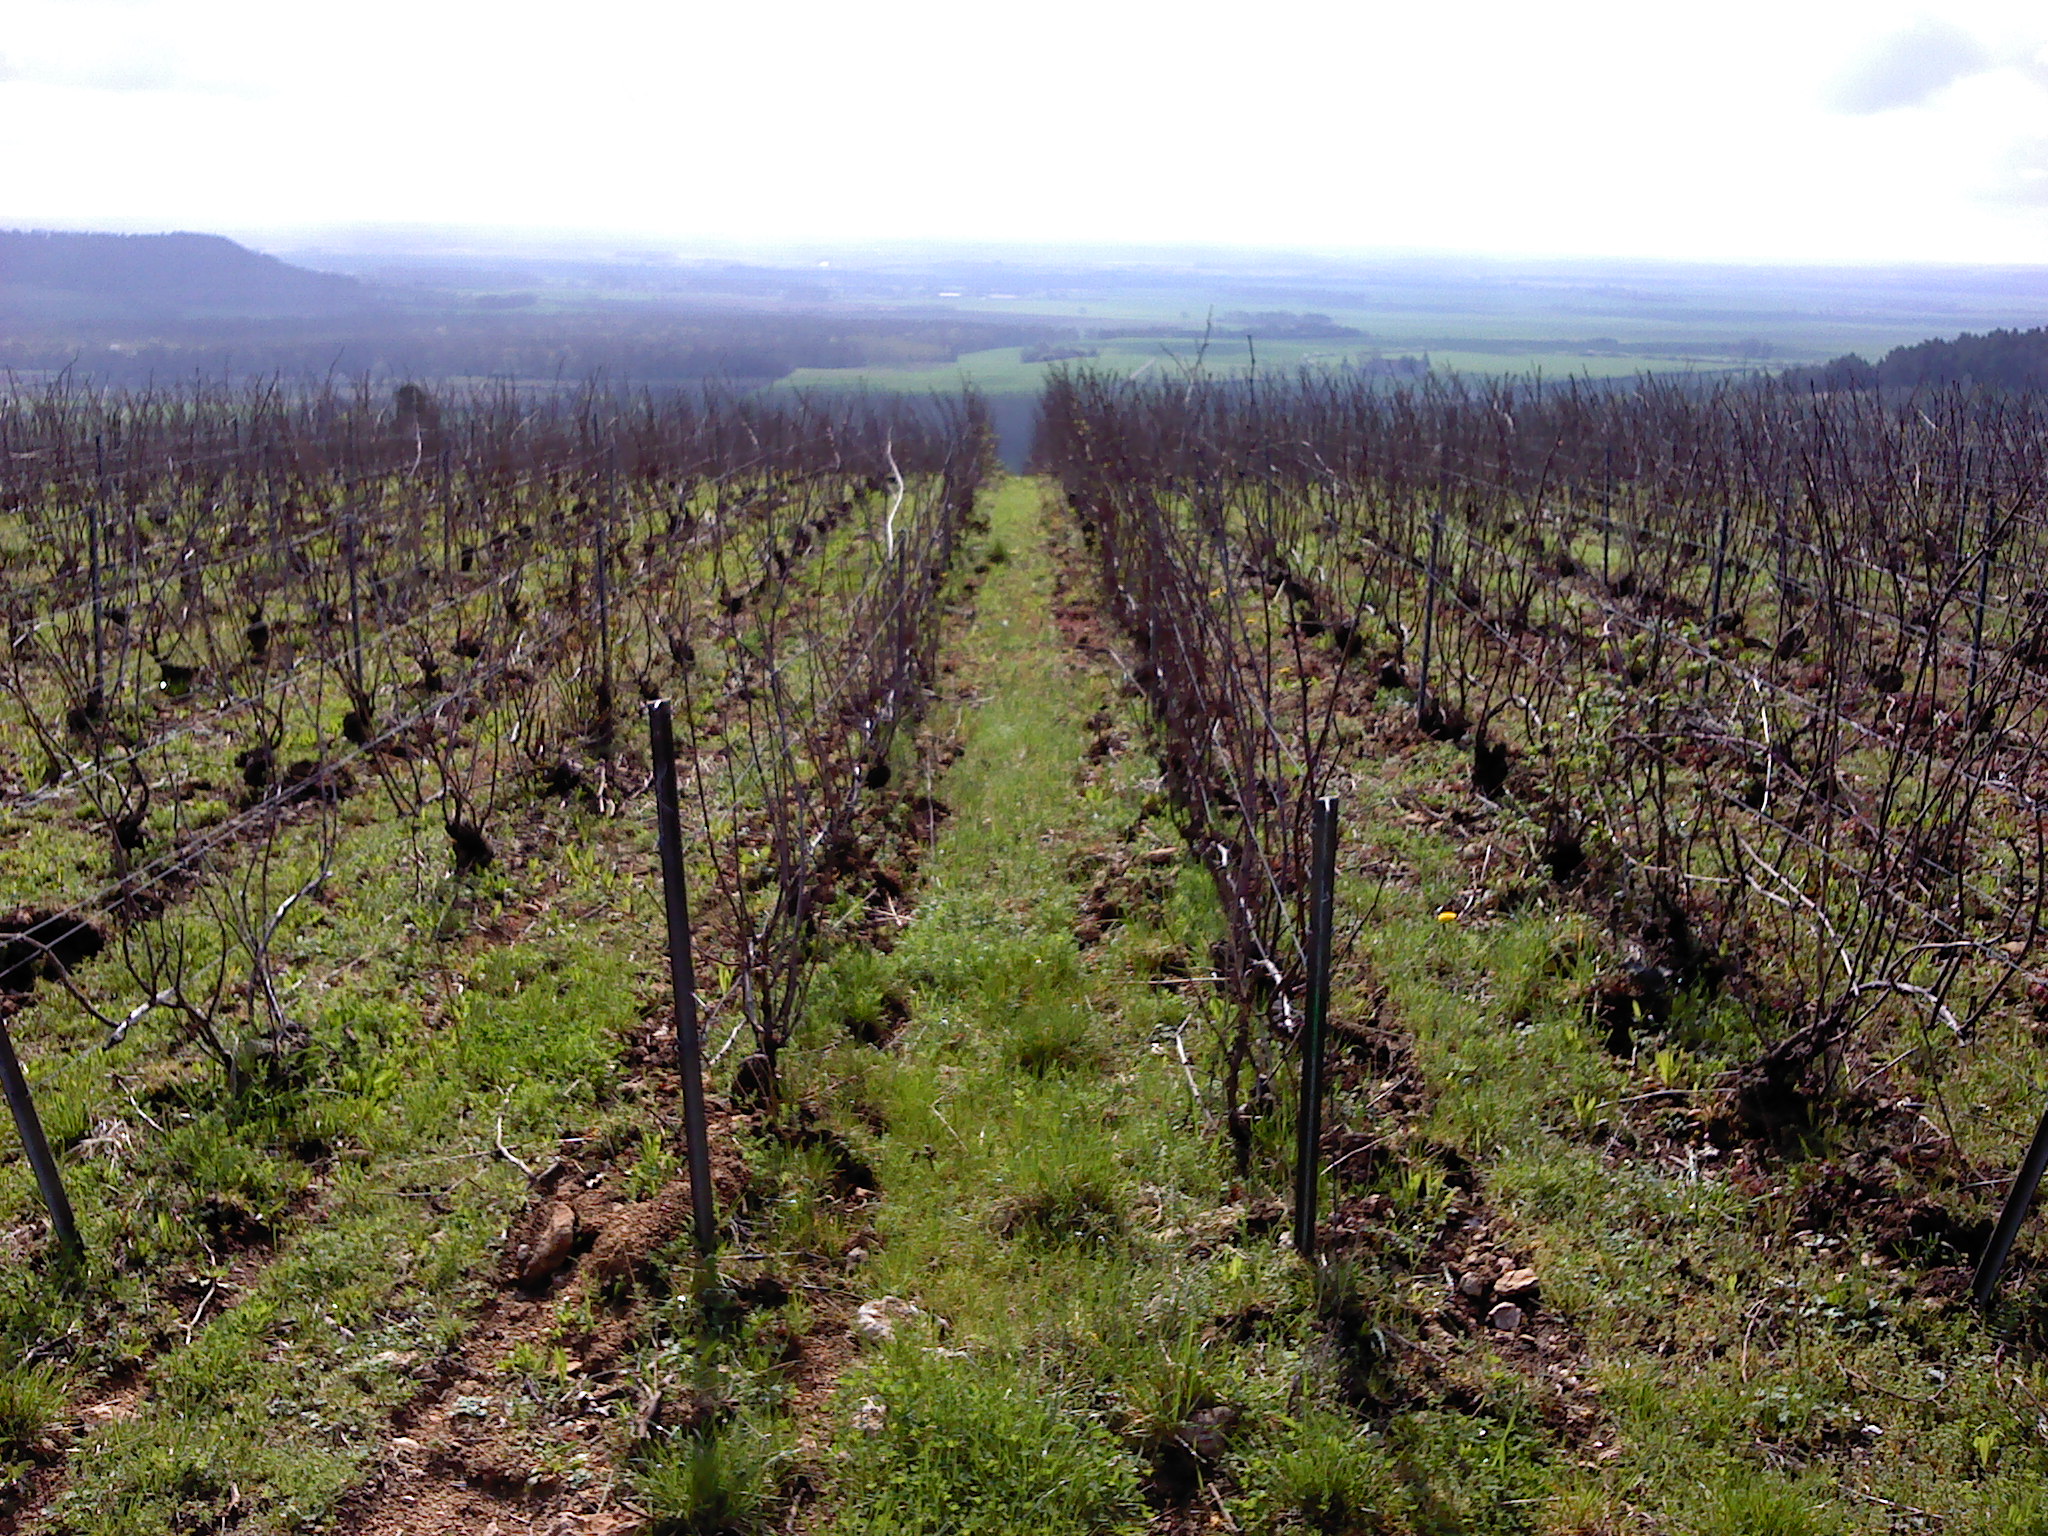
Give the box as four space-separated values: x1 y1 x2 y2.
4 0 2048 264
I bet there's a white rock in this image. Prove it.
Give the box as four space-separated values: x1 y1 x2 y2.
1487 1301 1525 1333
854 1296 923 1344
852 1396 888 1434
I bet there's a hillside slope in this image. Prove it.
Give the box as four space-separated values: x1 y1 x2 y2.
1794 322 2048 391
0 229 368 322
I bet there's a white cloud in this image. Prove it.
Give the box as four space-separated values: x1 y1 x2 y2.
1990 137 2048 206
0 1 276 96
1825 18 1993 113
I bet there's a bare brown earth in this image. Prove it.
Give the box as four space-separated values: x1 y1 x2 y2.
334 1111 750 1536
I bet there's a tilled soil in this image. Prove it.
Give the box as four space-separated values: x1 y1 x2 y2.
335 1115 751 1536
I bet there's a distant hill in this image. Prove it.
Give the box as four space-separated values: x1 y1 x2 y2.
1793 324 2048 393
0 229 368 323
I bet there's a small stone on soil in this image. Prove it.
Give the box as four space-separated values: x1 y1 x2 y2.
1487 1301 1525 1332
518 1202 578 1282
1496 1266 1539 1297
1179 1403 1242 1462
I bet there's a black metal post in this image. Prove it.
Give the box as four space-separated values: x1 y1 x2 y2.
648 699 718 1257
1973 1100 2048 1308
0 1016 82 1258
1600 446 1612 591
1709 499 1732 626
90 436 106 719
1967 491 1997 722
594 507 614 757
343 511 366 708
1774 475 1790 606
1292 796 1341 1260
1417 506 1444 731
439 443 455 581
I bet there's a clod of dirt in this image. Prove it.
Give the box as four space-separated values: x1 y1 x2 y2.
279 757 354 804
581 1185 695 1288
1872 1198 1991 1264
1419 698 1470 742
1540 824 1587 886
1176 1403 1241 1465
870 865 906 908
65 687 106 736
1723 1017 1842 1142
1319 1126 1391 1191
1145 1400 1245 1503
538 757 594 803
446 819 495 873
0 911 105 991
730 1052 778 1114
190 1189 274 1249
845 990 909 1048
776 1118 879 1198
1592 980 1642 1055
1472 733 1510 796
516 1202 578 1283
235 743 275 792
731 1273 792 1310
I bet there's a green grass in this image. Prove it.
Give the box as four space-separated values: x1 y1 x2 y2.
778 340 1762 397
0 1363 64 1460
828 1346 1143 1536
739 479 1543 1528
0 796 667 1532
13 469 2048 1532
633 1417 795 1536
745 476 2048 1534
1235 1409 1412 1533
